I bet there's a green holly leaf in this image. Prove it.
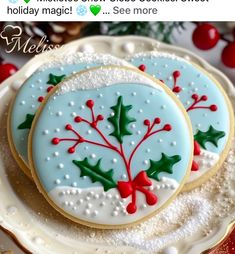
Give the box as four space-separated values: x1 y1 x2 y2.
146 153 181 181
17 114 35 129
108 96 136 143
73 158 117 191
194 125 225 150
47 73 66 85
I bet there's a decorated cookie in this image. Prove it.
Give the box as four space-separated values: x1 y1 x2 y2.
29 66 193 228
8 53 131 178
127 52 234 190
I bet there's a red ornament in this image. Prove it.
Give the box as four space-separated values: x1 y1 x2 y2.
138 64 146 72
194 140 201 156
191 160 199 171
0 63 18 83
221 42 235 68
192 23 220 50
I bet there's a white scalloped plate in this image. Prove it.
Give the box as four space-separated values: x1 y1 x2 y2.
0 36 235 254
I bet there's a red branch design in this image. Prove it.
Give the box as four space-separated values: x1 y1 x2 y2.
52 99 172 214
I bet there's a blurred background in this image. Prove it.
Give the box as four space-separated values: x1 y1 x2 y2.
0 22 235 84
0 21 235 253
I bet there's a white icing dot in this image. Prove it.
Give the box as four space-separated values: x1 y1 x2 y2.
131 92 137 96
131 124 136 129
37 79 42 84
84 146 89 150
94 194 99 199
43 130 49 135
98 93 103 98
100 105 104 109
53 152 59 157
115 91 120 96
72 182 77 187
100 201 106 207
196 123 201 128
90 153 96 159
136 130 141 135
145 99 150 104
31 105 35 108
64 174 70 179
107 194 112 199
171 141 177 146
31 95 35 98
106 125 111 129
161 105 166 109
112 211 118 216
66 190 71 195
112 158 117 164
73 206 77 211
143 160 149 165
163 246 178 254
20 101 26 105
138 109 143 113
77 199 83 205
92 210 98 217
84 209 90 216
167 76 173 81
146 148 151 153
141 204 147 209
130 141 135 146
85 196 91 201
30 84 35 88
121 174 127 179
87 203 92 209
193 88 198 92
56 111 63 116
45 157 50 161
58 163 64 169
164 64 168 68
158 139 163 143
68 101 75 106
55 179 61 184
71 189 76 195
122 42 135 54
87 129 92 135
79 44 95 53
80 105 85 110
69 201 74 206
110 112 115 117
150 91 156 95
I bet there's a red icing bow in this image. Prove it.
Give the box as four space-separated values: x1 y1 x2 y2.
117 171 158 214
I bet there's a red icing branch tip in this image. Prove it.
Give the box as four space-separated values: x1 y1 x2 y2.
154 117 161 124
144 119 150 126
65 124 72 130
192 94 199 100
173 70 181 79
191 160 199 171
201 95 208 101
138 64 146 72
86 99 94 108
163 124 172 131
172 70 182 93
74 116 82 123
126 203 137 214
68 147 75 154
146 192 158 205
210 105 217 111
52 138 60 145
38 96 44 102
47 86 54 93
97 114 104 121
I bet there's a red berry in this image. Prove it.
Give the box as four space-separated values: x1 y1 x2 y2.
201 95 208 101
173 70 181 78
192 94 199 100
221 42 235 68
74 116 82 123
191 160 199 171
38 96 44 102
163 124 172 131
86 99 94 108
52 138 60 145
126 202 137 214
210 104 217 111
68 147 75 154
154 117 161 124
144 119 150 126
0 63 18 83
192 23 220 50
97 115 104 121
65 124 72 130
138 64 146 72
47 86 54 92
173 86 182 93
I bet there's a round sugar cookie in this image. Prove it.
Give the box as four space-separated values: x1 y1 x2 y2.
29 66 193 228
127 52 234 191
8 53 131 178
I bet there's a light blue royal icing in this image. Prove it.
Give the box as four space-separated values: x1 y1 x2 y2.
11 54 130 165
32 79 191 193
128 52 230 154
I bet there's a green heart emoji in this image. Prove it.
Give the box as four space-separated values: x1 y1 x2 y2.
90 5 101 16
24 0 31 3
